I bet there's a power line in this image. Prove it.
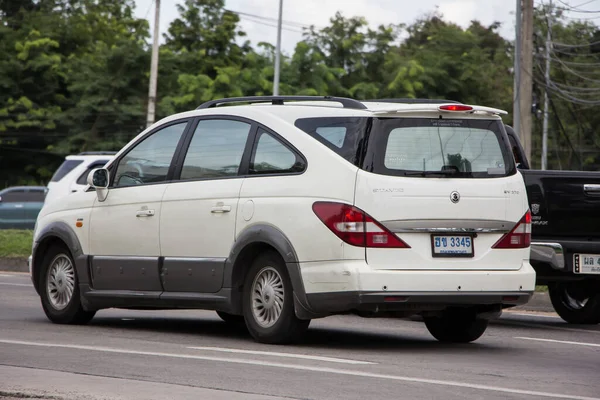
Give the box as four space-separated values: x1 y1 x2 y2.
226 9 320 30
555 0 600 12
552 39 600 48
234 13 303 34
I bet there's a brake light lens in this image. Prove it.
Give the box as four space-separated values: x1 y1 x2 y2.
438 104 474 112
312 202 410 248
492 210 531 249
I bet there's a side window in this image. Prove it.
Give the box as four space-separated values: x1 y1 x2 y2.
180 119 251 180
316 126 346 148
0 189 26 202
113 122 187 187
250 130 306 175
24 189 45 202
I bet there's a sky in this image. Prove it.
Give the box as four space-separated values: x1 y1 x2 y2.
132 0 522 54
132 0 600 54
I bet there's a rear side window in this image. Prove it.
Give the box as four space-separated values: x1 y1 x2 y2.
50 160 83 182
250 130 306 175
294 117 369 165
371 118 515 178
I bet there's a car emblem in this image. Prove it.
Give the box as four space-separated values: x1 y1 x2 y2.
450 191 460 204
531 203 540 215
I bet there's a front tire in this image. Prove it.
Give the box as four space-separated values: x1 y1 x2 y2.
242 251 310 344
549 283 600 324
39 245 95 325
424 308 488 343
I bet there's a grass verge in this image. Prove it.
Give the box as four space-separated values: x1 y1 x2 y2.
0 230 33 258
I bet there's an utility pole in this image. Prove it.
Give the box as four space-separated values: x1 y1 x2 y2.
541 0 553 170
146 0 161 128
513 0 522 140
520 0 534 163
273 0 283 96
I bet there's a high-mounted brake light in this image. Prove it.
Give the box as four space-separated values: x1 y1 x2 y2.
492 210 531 249
438 104 474 112
312 202 410 248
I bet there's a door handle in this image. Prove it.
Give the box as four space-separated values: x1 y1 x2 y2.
583 184 600 195
136 209 155 217
211 205 231 213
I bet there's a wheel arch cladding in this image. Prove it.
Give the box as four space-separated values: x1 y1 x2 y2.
225 224 313 318
32 221 88 295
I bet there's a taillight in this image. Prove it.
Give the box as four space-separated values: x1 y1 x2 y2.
312 202 410 248
438 104 474 112
492 210 531 249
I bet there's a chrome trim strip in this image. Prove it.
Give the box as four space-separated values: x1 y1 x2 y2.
382 219 514 234
530 242 565 270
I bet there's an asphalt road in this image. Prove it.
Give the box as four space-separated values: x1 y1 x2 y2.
1 272 599 400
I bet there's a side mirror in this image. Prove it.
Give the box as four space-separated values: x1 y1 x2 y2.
87 168 109 202
0 196 3 202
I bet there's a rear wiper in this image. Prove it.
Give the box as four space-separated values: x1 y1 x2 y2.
403 170 458 177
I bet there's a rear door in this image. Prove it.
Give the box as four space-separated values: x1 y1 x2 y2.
159 118 254 293
355 115 527 271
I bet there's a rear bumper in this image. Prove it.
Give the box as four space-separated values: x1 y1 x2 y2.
297 260 536 316
305 291 533 315
530 242 565 271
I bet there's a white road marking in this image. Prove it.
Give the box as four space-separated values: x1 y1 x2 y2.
499 319 600 335
0 274 14 277
0 339 598 400
0 283 31 287
516 337 600 348
187 346 375 365
504 312 559 319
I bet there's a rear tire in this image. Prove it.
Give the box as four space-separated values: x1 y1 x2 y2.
39 245 95 325
424 308 488 343
242 251 310 344
549 283 600 325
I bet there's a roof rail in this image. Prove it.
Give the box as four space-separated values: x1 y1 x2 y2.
366 98 461 104
196 96 368 110
77 151 117 156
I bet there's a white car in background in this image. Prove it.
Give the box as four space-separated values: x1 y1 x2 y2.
44 152 115 205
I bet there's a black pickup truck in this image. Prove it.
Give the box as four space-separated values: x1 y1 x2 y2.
505 125 600 324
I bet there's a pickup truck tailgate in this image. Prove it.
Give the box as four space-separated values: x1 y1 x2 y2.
523 170 600 238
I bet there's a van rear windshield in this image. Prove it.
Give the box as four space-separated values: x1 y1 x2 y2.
295 117 515 178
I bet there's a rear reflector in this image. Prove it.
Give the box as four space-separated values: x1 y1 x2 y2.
312 202 410 248
438 104 474 112
384 296 408 302
492 210 531 249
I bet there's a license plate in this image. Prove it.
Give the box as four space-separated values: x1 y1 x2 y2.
431 235 474 258
573 254 600 274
